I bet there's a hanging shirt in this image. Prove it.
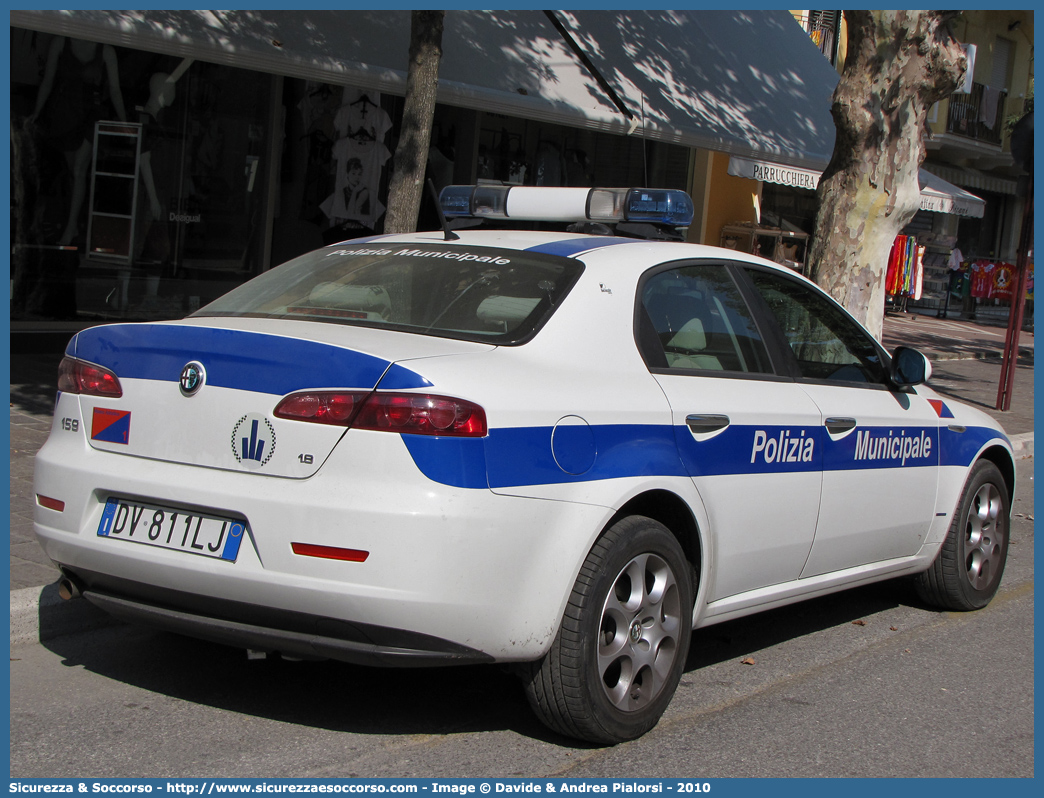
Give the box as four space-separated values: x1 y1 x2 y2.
321 135 391 228
912 245 925 300
991 263 1015 301
320 89 392 228
333 91 392 143
970 261 996 299
902 236 917 295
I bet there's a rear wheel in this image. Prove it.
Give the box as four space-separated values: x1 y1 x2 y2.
525 516 693 744
916 460 1010 610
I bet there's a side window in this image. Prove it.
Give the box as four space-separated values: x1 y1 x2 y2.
745 268 886 384
640 264 772 374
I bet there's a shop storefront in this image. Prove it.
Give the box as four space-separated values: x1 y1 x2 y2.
721 154 987 308
10 10 845 334
10 30 690 327
12 35 280 326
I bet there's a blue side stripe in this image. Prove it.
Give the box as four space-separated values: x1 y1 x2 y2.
939 426 1010 467
400 437 489 489
401 424 686 490
823 427 937 471
70 324 429 396
525 237 633 258
399 423 1006 489
486 425 687 488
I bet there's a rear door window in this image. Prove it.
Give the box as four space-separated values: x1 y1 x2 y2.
638 263 774 374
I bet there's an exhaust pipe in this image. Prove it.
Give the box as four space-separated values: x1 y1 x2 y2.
58 574 83 600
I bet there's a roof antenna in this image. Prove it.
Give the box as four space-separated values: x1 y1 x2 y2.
427 178 459 241
641 94 648 187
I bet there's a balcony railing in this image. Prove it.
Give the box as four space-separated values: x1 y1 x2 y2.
946 82 1007 146
795 10 840 66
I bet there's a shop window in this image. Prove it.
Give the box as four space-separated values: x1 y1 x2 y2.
11 30 273 323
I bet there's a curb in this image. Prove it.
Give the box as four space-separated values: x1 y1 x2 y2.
928 350 1034 364
10 431 1033 647
1010 431 1034 460
10 582 119 648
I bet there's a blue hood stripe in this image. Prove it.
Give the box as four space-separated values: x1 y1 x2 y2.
70 324 430 396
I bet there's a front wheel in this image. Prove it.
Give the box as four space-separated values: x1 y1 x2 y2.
525 516 694 744
915 459 1010 611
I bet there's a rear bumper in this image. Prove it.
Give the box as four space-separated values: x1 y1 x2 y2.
35 409 612 661
66 567 492 667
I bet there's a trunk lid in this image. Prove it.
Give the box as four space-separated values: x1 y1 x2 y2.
70 318 492 478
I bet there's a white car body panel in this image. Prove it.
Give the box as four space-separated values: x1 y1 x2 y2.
37 394 610 660
34 228 1014 668
797 380 942 577
653 373 824 601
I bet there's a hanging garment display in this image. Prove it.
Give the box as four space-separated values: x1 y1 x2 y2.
885 235 923 299
320 89 392 229
885 235 907 296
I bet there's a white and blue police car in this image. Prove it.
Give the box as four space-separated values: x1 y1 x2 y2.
34 185 1013 744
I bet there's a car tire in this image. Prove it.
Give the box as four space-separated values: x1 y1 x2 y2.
524 515 693 744
915 459 1010 611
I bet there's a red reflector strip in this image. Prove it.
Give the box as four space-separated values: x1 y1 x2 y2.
37 495 65 512
291 542 369 562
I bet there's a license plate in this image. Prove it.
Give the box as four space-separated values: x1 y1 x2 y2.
97 497 246 562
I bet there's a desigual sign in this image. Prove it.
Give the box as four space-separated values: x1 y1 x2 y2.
169 212 202 223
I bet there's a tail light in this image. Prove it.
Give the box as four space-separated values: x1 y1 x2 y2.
274 391 487 437
58 357 123 398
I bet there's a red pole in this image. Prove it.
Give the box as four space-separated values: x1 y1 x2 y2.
996 176 1033 411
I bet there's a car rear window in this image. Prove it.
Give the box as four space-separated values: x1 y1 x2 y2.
194 243 584 345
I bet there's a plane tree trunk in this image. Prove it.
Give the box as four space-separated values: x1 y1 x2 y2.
808 10 966 339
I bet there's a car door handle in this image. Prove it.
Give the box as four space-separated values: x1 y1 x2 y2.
825 417 857 434
685 414 731 434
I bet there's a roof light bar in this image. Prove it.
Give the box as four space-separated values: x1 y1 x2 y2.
439 185 694 227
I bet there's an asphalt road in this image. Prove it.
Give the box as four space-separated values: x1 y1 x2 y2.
10 459 1033 779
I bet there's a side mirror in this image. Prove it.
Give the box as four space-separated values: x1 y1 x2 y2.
890 346 932 388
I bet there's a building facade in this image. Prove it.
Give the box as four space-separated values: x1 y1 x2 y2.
789 9 1035 318
12 9 1008 336
922 10 1033 265
10 9 850 335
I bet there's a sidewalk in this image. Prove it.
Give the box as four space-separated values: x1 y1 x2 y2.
9 314 1034 598
881 310 1035 438
881 308 1034 364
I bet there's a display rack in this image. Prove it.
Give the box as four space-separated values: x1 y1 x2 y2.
719 223 809 274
